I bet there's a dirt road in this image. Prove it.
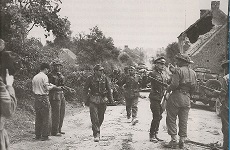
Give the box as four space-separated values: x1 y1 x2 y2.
10 92 223 150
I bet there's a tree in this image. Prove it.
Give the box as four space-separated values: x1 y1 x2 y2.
72 26 120 65
165 42 180 65
0 0 71 51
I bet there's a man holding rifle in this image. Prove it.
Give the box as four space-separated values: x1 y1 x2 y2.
164 54 196 149
148 56 169 142
48 61 75 136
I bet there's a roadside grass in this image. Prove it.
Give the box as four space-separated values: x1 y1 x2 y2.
5 100 82 144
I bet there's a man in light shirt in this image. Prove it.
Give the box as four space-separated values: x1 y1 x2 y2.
32 63 56 141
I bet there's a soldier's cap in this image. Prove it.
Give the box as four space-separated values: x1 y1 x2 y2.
93 64 104 71
175 53 194 64
154 56 166 64
221 60 229 68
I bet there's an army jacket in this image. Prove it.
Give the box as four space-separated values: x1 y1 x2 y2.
48 71 65 101
167 66 196 94
0 77 17 130
148 68 168 101
84 74 113 104
119 74 140 98
219 74 229 111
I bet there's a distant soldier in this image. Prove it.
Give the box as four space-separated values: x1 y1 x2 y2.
148 56 169 142
164 54 196 149
119 66 140 125
83 64 114 142
48 61 67 136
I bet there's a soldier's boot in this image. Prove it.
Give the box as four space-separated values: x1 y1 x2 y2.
94 133 100 142
149 133 158 143
131 118 139 125
164 135 178 149
155 134 163 141
179 136 186 149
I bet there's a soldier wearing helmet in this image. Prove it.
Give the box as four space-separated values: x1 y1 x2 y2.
164 54 197 149
83 64 114 142
119 66 140 125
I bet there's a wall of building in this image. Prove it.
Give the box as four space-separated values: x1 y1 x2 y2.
190 25 228 75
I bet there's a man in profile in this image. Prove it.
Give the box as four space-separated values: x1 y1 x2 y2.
32 63 56 141
0 39 17 150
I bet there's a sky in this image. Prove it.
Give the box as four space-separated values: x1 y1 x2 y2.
29 0 228 51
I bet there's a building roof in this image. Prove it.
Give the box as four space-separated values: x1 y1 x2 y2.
178 8 226 38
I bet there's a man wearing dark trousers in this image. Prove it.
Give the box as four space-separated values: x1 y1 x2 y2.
148 56 169 142
83 64 114 142
32 63 56 141
48 61 66 136
119 66 140 125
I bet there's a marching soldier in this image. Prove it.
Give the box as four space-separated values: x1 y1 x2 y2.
48 61 67 136
148 56 169 142
164 54 197 149
83 64 114 142
119 66 140 125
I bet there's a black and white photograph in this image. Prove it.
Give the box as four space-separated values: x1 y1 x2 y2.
0 0 229 149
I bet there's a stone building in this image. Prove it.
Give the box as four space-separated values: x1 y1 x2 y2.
177 1 228 74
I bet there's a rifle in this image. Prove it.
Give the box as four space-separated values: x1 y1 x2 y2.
200 85 221 93
61 86 76 93
160 90 168 111
148 76 168 87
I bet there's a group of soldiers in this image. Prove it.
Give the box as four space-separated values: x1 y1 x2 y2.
82 53 229 150
0 35 228 150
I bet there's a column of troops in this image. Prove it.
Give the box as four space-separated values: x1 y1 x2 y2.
0 36 228 150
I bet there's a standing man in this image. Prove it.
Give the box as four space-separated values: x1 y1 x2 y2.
48 62 66 136
217 60 229 150
83 64 114 142
119 66 140 125
0 39 17 150
164 54 196 149
148 57 168 142
32 63 56 141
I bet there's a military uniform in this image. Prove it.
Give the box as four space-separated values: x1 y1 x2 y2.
83 64 113 142
219 60 229 150
119 66 140 124
0 77 17 150
148 57 168 142
165 54 196 149
48 63 66 136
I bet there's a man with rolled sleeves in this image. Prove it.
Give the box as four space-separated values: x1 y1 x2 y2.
48 61 66 136
83 64 114 142
148 56 169 142
164 54 197 149
119 66 140 125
